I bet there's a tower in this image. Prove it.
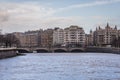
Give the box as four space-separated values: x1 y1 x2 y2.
106 22 110 29
114 25 117 30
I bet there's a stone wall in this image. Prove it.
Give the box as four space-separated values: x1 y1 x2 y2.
112 48 120 54
0 48 17 59
86 47 120 54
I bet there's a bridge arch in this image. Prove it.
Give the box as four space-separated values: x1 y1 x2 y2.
70 48 84 53
54 49 67 53
36 49 49 53
17 49 30 53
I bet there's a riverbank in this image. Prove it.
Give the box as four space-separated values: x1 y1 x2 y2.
0 48 18 59
85 47 120 54
112 48 120 54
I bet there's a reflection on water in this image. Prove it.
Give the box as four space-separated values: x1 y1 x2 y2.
0 53 120 80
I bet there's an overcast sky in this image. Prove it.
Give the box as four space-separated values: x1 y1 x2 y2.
0 0 120 33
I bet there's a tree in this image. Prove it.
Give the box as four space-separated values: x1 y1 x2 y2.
112 37 120 48
4 34 20 47
0 34 5 47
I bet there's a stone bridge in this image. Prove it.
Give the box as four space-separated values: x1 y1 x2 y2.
16 47 85 53
2 47 117 53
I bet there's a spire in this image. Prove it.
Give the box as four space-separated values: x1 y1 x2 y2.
114 25 117 30
90 29 92 33
99 26 101 30
107 22 109 28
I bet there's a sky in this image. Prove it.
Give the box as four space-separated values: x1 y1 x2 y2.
0 0 120 33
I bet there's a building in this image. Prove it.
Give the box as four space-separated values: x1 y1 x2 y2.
53 28 64 47
24 30 45 47
13 32 25 47
85 30 93 46
64 25 85 47
93 23 118 46
13 29 53 48
118 30 120 37
40 29 53 48
13 30 42 47
24 34 38 47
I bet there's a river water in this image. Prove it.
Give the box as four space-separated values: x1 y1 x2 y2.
0 53 120 80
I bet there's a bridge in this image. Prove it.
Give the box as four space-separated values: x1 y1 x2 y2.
16 47 85 53
1 47 119 53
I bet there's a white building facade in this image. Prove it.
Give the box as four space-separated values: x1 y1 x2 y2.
64 25 85 47
53 28 64 46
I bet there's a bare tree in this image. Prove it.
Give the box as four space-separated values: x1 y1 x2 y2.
112 37 120 48
4 34 20 48
0 34 4 47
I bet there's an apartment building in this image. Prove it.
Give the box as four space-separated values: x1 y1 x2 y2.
64 25 85 47
93 23 118 46
53 28 64 47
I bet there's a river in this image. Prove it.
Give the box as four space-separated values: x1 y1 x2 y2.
0 53 120 80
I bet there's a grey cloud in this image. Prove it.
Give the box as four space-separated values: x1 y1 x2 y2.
0 10 9 22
